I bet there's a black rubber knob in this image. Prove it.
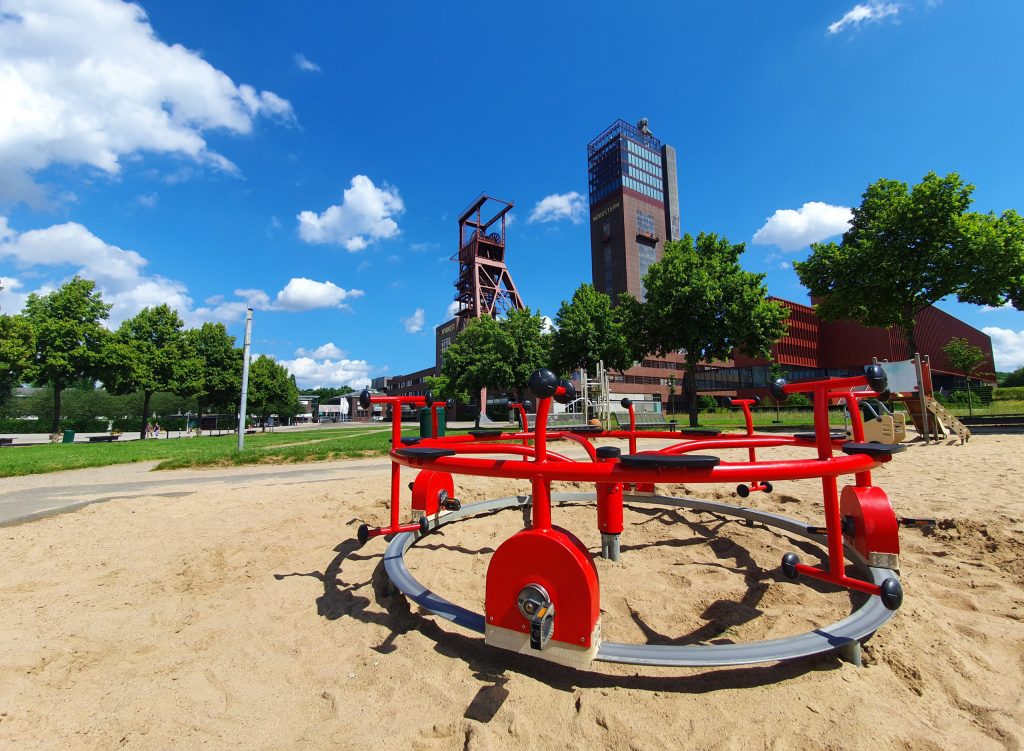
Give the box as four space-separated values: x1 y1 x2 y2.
770 378 789 403
752 394 762 407
596 446 621 460
359 389 371 409
357 524 370 546
424 390 433 407
876 388 890 402
445 398 456 410
723 397 734 408
781 552 800 580
528 369 559 399
865 364 888 393
879 578 903 610
554 379 576 405
523 400 534 411
620 397 632 408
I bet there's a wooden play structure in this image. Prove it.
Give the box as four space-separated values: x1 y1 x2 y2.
879 355 970 444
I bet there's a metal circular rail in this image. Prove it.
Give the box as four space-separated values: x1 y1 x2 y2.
382 492 897 668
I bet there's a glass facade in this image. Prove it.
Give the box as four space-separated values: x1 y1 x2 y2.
637 243 656 301
587 119 666 206
636 209 656 236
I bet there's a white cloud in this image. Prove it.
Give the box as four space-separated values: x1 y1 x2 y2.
402 308 425 333
779 261 792 270
278 355 376 389
295 342 345 359
135 192 158 208
752 201 853 252
0 216 364 325
297 175 404 250
294 53 321 73
828 2 901 35
446 300 460 319
0 276 28 313
529 192 585 224
0 0 294 204
273 277 363 311
982 327 1024 371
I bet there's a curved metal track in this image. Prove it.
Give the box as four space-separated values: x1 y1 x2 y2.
382 492 897 668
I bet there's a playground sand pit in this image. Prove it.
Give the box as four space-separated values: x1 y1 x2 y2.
1 435 1023 749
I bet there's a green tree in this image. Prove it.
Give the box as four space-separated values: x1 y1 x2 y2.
550 283 632 376
0 310 33 403
942 337 988 417
795 172 1024 355
437 309 551 403
186 323 243 415
1002 366 1024 388
101 304 203 438
630 233 790 427
247 355 299 430
23 277 111 433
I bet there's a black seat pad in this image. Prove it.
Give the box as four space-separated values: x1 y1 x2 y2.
400 437 421 446
394 447 457 459
841 442 906 458
469 429 504 437
794 431 846 441
619 452 720 469
678 428 720 436
564 425 603 434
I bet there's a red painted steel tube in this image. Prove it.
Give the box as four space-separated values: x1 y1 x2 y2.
398 443 575 463
783 375 867 394
794 563 882 597
534 396 551 462
626 403 637 454
531 476 552 530
389 452 884 484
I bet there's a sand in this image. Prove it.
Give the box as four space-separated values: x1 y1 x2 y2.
1 433 1023 750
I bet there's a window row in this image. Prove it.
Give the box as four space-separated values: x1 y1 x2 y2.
626 151 662 179
623 176 663 201
636 210 656 236
625 138 660 165
624 164 662 190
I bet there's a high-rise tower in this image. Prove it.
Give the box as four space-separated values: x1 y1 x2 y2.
587 118 680 302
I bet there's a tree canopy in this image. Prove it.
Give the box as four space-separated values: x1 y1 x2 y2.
550 283 632 376
627 233 789 426
186 322 243 414
23 277 111 433
0 309 33 403
247 355 300 429
795 172 1024 354
437 308 551 402
102 304 203 438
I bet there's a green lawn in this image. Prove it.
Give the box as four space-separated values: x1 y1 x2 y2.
0 426 417 478
665 408 847 430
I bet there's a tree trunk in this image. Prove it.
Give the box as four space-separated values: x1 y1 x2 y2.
686 357 699 428
903 307 918 357
140 391 152 440
51 381 62 435
966 378 973 418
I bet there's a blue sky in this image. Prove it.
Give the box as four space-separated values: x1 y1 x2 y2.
1 0 1023 385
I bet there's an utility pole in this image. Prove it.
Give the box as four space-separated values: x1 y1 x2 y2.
237 308 253 451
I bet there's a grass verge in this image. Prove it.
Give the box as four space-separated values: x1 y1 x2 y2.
0 426 414 478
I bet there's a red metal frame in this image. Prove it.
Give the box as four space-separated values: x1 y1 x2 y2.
360 368 907 654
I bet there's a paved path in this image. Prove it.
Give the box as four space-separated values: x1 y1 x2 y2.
0 458 392 527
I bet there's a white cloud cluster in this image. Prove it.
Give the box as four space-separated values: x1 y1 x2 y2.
274 277 363 311
982 327 1024 371
529 192 585 224
751 201 853 252
0 0 294 204
828 2 901 35
294 53 321 73
297 175 404 250
0 216 363 325
402 308 425 333
295 342 345 359
279 355 376 389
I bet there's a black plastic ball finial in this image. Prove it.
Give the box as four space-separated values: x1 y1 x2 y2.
770 378 789 403
445 398 456 410
523 399 534 411
752 394 762 407
865 364 888 394
528 368 559 399
424 390 434 407
879 578 903 611
781 552 800 580
722 397 734 408
359 389 371 409
620 397 632 409
554 379 576 405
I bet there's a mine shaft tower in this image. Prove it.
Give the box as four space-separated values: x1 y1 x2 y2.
452 194 524 319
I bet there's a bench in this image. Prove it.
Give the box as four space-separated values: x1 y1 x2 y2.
611 412 678 431
0 437 13 447
87 435 120 443
524 413 596 433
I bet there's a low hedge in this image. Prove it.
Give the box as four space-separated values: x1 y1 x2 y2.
993 386 1024 401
